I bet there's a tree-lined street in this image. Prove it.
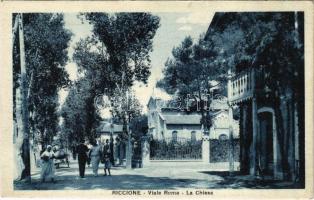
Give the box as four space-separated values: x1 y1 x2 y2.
12 11 304 190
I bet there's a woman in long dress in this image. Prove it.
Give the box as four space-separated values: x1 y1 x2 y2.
40 145 55 183
89 141 102 176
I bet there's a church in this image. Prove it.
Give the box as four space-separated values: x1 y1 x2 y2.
147 94 239 162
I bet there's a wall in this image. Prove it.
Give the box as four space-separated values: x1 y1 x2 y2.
165 124 202 141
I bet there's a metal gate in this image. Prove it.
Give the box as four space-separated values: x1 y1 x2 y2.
150 137 202 160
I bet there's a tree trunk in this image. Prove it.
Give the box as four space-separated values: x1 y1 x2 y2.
18 14 31 181
14 87 25 180
274 96 289 180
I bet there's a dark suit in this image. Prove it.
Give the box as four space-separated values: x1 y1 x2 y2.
76 143 89 178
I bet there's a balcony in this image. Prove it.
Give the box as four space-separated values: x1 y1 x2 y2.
228 69 255 105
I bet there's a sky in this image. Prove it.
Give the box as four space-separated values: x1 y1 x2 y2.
59 12 214 118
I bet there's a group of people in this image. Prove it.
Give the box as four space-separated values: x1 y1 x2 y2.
39 139 113 183
76 139 112 178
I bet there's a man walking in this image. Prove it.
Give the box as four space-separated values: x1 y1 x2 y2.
103 139 112 176
76 139 89 178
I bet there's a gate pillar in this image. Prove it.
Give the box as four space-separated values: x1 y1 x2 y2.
141 136 150 167
202 133 210 164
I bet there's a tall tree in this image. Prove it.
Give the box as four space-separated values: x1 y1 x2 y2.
157 34 227 130
13 13 72 180
13 14 30 181
76 13 160 168
61 13 160 151
81 13 160 89
70 13 160 136
23 14 72 149
61 77 102 143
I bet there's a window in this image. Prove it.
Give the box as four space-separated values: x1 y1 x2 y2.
191 131 196 142
172 131 178 142
219 134 228 140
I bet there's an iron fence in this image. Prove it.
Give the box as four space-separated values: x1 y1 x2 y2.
150 137 202 160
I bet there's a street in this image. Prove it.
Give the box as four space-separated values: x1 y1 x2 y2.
14 159 300 190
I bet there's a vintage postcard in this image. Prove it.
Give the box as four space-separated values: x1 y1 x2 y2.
0 1 313 199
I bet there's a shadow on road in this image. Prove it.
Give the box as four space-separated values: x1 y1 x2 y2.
14 166 303 190
199 171 303 189
14 174 203 190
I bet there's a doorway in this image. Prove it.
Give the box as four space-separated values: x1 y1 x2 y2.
258 112 274 176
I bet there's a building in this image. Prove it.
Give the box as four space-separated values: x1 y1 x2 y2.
148 96 238 140
206 12 305 182
96 121 123 143
147 95 239 162
229 68 304 181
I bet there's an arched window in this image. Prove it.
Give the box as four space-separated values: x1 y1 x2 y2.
219 134 228 140
191 131 196 142
172 131 178 142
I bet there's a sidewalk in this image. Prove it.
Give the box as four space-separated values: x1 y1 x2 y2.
14 159 301 190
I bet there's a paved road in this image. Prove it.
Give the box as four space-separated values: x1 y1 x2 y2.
14 159 300 190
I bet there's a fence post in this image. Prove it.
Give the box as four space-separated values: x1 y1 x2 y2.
141 136 150 167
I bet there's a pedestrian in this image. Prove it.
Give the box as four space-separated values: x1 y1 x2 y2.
89 140 102 176
40 145 55 183
71 144 77 160
86 142 92 167
103 139 112 176
76 139 89 178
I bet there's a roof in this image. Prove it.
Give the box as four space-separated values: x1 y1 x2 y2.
163 115 201 125
97 122 123 133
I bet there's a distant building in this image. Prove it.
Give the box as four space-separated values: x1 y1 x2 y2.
147 95 239 162
147 96 239 142
96 121 123 144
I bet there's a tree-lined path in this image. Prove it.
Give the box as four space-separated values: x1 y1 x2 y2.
12 11 305 190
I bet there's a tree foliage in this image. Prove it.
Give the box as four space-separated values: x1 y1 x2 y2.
61 13 160 144
61 77 102 143
81 13 160 87
13 13 72 148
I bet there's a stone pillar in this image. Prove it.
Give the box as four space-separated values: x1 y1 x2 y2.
202 133 210 164
228 105 234 174
251 97 258 175
272 110 283 180
141 136 150 167
227 68 234 174
114 141 119 166
125 128 132 169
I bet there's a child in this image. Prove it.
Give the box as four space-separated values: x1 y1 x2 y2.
103 152 111 176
